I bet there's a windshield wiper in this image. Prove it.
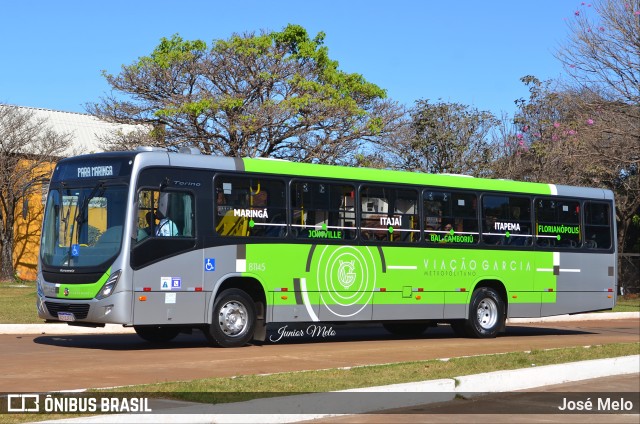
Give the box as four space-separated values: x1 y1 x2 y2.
59 187 72 248
75 181 106 226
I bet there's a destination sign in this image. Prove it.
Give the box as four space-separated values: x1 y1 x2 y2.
51 158 132 182
76 165 114 178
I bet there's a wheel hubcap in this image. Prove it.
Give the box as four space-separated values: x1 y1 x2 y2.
218 301 248 337
476 297 498 329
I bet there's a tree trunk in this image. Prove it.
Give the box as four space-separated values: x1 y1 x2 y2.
0 229 15 281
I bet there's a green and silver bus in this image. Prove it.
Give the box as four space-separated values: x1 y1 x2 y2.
37 148 617 347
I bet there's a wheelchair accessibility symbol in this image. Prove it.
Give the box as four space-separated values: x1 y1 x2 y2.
71 244 80 257
204 258 216 272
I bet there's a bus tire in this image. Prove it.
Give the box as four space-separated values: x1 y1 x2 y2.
464 287 505 338
207 289 256 348
134 326 181 343
383 322 429 337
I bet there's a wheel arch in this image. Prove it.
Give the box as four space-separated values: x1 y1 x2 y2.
207 274 268 341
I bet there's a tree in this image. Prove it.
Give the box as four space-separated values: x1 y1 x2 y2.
492 76 577 184
88 25 404 165
555 0 640 252
366 100 498 176
96 127 163 152
556 0 639 105
0 105 71 280
492 76 639 252
581 99 640 253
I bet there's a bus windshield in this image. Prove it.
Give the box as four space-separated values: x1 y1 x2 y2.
40 183 128 269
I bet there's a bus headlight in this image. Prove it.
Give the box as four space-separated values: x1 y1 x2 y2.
96 270 121 300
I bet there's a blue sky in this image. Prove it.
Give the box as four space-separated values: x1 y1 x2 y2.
0 0 580 119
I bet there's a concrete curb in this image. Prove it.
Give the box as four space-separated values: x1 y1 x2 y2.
3 311 637 335
32 355 640 423
507 311 639 323
454 355 640 393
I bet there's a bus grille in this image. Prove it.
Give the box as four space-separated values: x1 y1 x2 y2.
45 302 90 319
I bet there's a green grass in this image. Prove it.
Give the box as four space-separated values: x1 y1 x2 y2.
612 295 640 312
0 280 41 324
93 343 638 403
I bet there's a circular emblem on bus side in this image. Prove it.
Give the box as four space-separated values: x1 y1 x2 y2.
337 260 357 289
311 246 377 318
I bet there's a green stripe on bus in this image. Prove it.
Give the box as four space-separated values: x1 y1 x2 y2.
242 158 553 195
245 244 556 307
56 268 111 300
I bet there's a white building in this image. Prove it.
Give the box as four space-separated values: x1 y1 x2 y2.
1 104 141 155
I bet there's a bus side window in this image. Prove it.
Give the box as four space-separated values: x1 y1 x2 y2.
451 192 478 244
482 195 531 246
394 189 419 243
136 190 194 241
535 199 581 248
424 191 477 244
290 180 356 240
584 202 611 249
215 176 286 238
360 186 418 243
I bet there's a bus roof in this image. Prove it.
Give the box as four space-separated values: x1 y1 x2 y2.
55 150 613 200
243 157 559 197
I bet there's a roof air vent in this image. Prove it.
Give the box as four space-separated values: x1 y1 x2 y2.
178 146 201 155
136 146 167 152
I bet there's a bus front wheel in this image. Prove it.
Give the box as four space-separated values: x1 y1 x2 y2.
206 289 256 348
461 287 505 338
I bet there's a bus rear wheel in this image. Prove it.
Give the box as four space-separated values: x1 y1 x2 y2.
134 326 181 343
206 289 256 348
460 287 505 338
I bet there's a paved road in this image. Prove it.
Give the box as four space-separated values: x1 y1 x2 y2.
1 318 637 393
302 373 640 424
